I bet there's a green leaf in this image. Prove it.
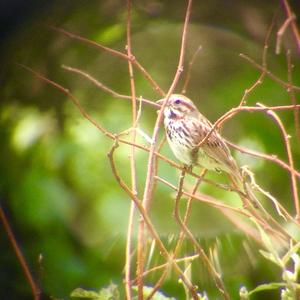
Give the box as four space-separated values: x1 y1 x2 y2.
247 282 286 296
71 283 120 300
71 288 100 299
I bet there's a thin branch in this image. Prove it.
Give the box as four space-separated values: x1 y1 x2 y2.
181 45 202 94
16 63 115 139
133 254 199 283
286 50 300 145
257 103 300 221
281 0 300 54
239 16 274 106
225 139 300 179
0 205 41 300
49 25 165 96
276 14 296 54
239 53 300 92
126 1 138 298
61 65 159 108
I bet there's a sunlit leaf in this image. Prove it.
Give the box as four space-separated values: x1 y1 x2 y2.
71 283 120 300
247 282 286 295
71 288 100 299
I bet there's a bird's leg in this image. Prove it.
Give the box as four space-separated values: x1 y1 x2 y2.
183 164 193 173
191 147 199 165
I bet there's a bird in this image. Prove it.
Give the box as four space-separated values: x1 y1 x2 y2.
157 94 257 207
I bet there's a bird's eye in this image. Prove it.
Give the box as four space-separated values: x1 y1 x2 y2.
174 99 181 104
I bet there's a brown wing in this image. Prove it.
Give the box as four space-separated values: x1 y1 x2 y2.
188 114 238 174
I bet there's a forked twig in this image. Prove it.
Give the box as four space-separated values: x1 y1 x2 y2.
49 25 165 96
239 53 300 92
61 65 159 108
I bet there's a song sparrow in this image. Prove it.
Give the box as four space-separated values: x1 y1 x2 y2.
157 94 257 206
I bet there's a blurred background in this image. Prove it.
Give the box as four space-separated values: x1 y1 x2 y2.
1 0 300 299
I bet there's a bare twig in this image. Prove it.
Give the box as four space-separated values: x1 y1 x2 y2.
225 139 300 179
281 0 300 54
286 50 300 145
62 65 159 108
239 17 274 106
239 53 300 92
0 205 41 300
181 45 202 94
257 103 300 221
276 14 296 54
16 64 115 140
133 254 199 283
49 25 165 95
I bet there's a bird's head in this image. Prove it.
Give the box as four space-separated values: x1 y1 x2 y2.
157 94 198 120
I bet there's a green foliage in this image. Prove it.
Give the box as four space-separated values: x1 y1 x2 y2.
240 220 300 299
71 283 120 300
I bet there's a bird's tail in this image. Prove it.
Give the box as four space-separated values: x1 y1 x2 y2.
228 166 260 209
